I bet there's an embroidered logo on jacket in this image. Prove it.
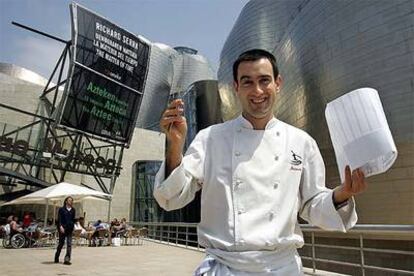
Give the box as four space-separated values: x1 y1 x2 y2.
289 151 302 166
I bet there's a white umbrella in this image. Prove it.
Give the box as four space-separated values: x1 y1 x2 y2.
1 182 112 224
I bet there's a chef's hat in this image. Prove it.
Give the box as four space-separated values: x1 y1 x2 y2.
325 87 397 183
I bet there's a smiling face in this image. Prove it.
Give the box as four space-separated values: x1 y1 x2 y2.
234 58 282 129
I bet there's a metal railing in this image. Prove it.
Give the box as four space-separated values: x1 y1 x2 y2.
130 222 414 275
300 224 414 276
130 222 202 251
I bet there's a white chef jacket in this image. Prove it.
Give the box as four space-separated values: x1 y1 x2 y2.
154 115 357 273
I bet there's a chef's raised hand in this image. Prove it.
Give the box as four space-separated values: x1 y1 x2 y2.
333 165 368 205
160 99 187 175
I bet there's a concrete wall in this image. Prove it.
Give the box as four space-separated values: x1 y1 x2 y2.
75 128 164 223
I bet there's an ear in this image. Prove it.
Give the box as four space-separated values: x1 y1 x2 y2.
233 81 240 95
275 75 282 93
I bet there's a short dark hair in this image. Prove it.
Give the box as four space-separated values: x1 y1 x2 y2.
232 49 279 82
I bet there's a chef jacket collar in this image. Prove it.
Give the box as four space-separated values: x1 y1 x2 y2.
237 115 279 130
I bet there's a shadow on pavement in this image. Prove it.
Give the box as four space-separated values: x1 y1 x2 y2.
41 261 57 265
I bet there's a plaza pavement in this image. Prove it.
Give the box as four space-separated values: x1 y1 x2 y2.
0 240 204 276
0 240 345 275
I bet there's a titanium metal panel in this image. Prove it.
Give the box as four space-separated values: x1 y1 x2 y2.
193 80 222 130
219 0 414 144
136 44 215 130
135 43 174 130
218 0 414 224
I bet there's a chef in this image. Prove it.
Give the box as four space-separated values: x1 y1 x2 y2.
154 49 367 275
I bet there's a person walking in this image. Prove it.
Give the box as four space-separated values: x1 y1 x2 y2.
54 196 75 265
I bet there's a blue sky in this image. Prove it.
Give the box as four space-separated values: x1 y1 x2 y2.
0 0 249 79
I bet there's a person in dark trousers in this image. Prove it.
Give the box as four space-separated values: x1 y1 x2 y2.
54 196 75 265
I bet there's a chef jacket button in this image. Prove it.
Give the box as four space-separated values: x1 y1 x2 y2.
276 131 280 136
269 211 275 219
235 151 241 157
273 183 279 189
238 209 244 215
274 155 279 161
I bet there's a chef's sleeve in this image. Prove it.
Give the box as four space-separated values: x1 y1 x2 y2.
153 129 207 211
299 138 358 232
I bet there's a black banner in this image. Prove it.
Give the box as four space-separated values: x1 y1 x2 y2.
61 66 141 140
60 4 150 143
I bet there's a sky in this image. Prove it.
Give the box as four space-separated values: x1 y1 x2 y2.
0 0 250 79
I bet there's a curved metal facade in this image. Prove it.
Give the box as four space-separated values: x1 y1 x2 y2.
135 43 174 130
0 63 51 87
136 44 215 130
218 0 414 224
0 63 49 128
